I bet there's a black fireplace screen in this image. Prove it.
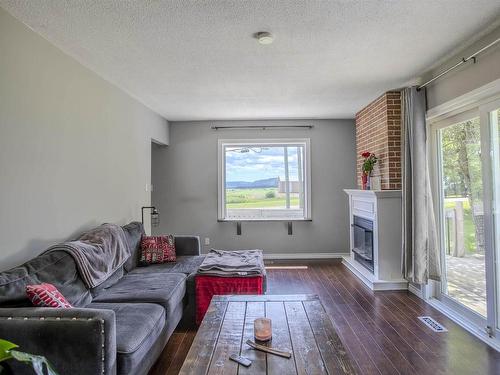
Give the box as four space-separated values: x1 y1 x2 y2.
352 216 374 273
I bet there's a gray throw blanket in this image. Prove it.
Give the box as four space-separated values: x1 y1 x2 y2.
44 224 131 288
198 249 265 277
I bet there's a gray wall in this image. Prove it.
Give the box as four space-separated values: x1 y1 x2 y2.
0 7 168 270
152 120 356 256
424 24 500 109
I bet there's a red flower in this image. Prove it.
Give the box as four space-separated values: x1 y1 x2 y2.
361 151 371 158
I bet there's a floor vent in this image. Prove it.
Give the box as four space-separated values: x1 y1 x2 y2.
418 316 447 332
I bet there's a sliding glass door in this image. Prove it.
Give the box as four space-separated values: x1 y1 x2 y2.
434 113 487 322
432 99 500 342
483 101 500 335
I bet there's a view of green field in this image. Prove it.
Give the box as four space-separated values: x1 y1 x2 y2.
226 188 299 209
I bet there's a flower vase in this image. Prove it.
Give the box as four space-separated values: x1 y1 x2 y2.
361 173 368 190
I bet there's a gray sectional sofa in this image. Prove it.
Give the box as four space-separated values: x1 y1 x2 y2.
0 222 204 375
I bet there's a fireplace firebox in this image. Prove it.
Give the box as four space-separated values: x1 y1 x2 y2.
352 216 374 273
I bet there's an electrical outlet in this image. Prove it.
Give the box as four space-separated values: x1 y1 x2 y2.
204 237 210 246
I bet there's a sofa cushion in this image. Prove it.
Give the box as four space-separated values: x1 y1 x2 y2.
122 222 145 272
130 256 205 323
0 250 91 307
89 302 165 375
92 272 186 316
130 255 205 276
132 261 177 274
88 302 165 354
90 267 124 297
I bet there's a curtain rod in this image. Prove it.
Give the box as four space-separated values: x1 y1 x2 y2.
211 125 314 130
418 36 500 90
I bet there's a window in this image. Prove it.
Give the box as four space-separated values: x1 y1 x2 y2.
218 139 311 221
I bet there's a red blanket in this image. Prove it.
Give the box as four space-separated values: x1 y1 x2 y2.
195 275 263 325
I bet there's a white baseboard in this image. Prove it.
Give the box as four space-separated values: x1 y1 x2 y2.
263 252 349 260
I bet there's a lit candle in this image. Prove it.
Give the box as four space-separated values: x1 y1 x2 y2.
254 317 272 342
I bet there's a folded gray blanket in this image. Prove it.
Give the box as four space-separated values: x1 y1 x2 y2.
198 249 265 277
44 223 130 288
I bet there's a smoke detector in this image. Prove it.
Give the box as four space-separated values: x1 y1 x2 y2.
255 32 274 45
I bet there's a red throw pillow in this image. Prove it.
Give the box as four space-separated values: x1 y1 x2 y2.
140 235 176 264
26 283 73 308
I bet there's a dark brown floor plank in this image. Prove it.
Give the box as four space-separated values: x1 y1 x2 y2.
332 263 500 375
299 266 389 375
150 262 500 375
333 266 448 369
165 331 196 375
387 289 500 374
315 264 418 375
149 332 185 375
320 266 419 373
328 264 445 374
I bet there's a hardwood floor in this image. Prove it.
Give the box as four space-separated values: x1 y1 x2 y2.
149 262 500 375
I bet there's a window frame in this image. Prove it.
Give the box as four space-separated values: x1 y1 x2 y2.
217 138 312 222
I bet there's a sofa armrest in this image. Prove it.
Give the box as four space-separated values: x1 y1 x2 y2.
0 307 116 375
174 235 201 256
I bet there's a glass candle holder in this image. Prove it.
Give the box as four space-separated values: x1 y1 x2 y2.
254 317 272 342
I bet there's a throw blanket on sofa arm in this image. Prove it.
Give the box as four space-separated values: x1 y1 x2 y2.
44 223 131 289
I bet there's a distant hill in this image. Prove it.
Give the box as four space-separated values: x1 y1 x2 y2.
226 177 279 189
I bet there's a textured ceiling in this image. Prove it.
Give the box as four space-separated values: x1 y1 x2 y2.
2 1 500 121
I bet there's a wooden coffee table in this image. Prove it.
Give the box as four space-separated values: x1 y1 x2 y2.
179 294 356 374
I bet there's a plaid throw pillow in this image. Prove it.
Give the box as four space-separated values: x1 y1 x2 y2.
26 283 73 308
140 235 176 264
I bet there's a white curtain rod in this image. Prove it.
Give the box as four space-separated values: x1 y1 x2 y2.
418 36 500 90
211 125 314 130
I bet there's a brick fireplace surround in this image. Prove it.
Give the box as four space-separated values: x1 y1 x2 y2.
355 91 402 190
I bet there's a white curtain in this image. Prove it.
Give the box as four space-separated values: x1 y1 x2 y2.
402 87 441 284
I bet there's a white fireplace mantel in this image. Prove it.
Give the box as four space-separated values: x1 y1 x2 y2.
343 189 402 199
343 189 408 291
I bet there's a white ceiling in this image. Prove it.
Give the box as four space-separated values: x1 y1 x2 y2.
2 1 500 121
